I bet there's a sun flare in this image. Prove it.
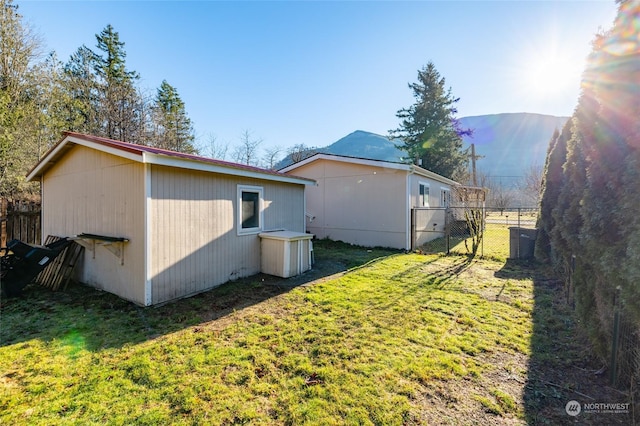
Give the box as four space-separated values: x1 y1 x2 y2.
523 50 583 97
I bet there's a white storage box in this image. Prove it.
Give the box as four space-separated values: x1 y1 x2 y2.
259 231 314 278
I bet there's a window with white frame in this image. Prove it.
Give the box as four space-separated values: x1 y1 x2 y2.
419 182 430 207
441 188 451 207
237 185 263 234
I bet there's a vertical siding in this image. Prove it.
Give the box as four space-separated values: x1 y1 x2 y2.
41 145 146 304
288 239 312 276
287 160 407 249
260 237 311 278
150 165 305 304
262 181 305 232
260 238 286 277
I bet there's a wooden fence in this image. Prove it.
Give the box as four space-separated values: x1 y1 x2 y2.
0 199 42 247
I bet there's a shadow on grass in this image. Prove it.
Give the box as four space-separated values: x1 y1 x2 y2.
391 253 475 289
0 239 398 352
496 260 632 425
419 235 469 255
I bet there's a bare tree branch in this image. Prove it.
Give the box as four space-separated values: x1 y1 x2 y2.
231 129 262 166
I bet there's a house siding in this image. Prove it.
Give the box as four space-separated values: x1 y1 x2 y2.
41 145 146 304
149 165 305 305
291 159 407 249
408 174 452 209
408 174 451 245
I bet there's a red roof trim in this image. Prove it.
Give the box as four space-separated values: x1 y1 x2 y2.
61 131 297 179
27 132 313 183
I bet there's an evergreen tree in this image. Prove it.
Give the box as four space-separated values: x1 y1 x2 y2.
534 126 566 263
0 7 200 198
151 80 196 153
93 24 142 142
549 91 599 271
390 61 471 180
538 0 640 364
62 45 100 134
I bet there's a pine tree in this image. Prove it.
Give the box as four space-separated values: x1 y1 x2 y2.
93 24 142 142
151 80 196 154
390 61 471 180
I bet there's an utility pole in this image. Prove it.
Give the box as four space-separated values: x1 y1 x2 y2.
471 143 478 187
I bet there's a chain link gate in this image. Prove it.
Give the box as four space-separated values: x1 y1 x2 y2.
412 207 539 260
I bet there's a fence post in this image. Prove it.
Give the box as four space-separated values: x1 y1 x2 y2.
1 198 6 248
445 208 450 255
515 213 520 259
481 206 485 258
410 208 416 251
610 286 622 385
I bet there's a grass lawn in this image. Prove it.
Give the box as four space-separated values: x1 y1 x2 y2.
0 240 630 425
420 223 512 262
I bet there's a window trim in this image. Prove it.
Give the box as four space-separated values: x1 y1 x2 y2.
440 187 451 207
418 181 430 207
237 185 264 235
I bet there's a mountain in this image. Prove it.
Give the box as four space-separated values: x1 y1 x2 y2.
278 113 569 180
275 130 405 169
323 130 405 161
459 113 569 184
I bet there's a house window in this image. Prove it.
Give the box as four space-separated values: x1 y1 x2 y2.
441 189 451 207
419 182 430 207
238 185 263 234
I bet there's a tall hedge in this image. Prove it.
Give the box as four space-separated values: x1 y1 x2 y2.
537 0 640 369
535 124 569 264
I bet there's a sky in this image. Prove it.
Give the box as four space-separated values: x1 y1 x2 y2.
17 0 618 156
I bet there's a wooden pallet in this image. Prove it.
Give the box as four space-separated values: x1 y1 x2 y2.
34 236 84 291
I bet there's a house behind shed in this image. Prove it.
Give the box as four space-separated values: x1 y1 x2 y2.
280 153 460 250
27 132 315 306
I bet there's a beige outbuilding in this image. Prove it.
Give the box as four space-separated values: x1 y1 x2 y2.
280 153 460 250
27 132 315 306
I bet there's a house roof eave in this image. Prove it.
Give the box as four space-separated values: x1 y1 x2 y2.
408 165 460 186
27 132 316 186
280 153 411 173
280 153 460 186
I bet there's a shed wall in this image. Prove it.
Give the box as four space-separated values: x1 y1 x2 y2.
149 165 305 304
41 145 146 304
290 160 407 249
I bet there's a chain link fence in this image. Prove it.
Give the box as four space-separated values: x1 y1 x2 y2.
594 285 640 412
413 207 538 260
612 302 640 389
415 205 640 410
563 254 640 404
